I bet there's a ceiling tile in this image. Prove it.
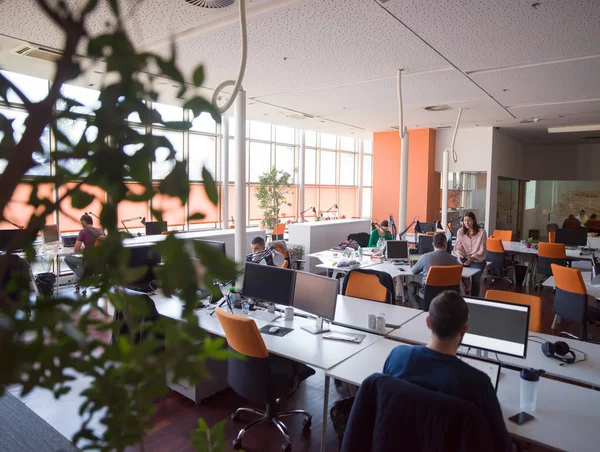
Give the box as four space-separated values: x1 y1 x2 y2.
509 100 600 120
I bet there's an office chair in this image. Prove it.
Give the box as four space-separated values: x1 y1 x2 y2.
421 266 463 311
535 242 566 290
270 240 305 270
485 290 542 332
341 373 494 452
417 235 434 254
563 219 581 229
215 308 315 451
492 229 513 242
484 238 516 286
347 232 370 248
271 223 286 241
551 264 600 341
342 269 395 304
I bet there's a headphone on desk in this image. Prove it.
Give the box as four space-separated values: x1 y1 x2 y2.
541 340 576 364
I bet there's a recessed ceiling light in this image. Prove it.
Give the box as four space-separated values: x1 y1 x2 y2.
424 105 452 112
548 124 600 133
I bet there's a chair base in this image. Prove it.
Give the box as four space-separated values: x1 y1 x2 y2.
231 406 312 451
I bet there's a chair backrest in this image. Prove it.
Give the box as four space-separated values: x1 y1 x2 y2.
551 264 588 336
586 220 600 230
486 238 505 270
215 308 268 358
347 232 370 248
563 219 581 229
422 265 463 311
537 242 567 276
485 290 542 332
341 373 494 452
548 231 556 243
546 223 559 233
270 240 291 268
418 235 434 254
272 223 286 235
342 269 393 303
492 229 512 242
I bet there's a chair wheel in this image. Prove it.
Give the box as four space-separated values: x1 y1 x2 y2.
303 418 312 429
233 439 242 450
282 442 292 452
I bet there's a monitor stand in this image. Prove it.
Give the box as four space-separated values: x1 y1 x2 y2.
301 316 330 334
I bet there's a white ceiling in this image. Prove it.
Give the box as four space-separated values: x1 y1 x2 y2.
0 0 599 144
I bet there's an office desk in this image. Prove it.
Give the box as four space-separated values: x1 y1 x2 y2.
333 295 422 333
315 257 376 279
390 313 600 388
150 292 383 452
327 339 600 452
542 272 600 298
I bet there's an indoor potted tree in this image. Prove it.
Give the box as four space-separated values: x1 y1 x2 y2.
254 167 295 231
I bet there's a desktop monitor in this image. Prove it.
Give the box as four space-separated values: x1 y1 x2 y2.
0 229 25 252
193 239 226 256
293 271 338 334
123 243 161 292
242 262 295 306
419 222 436 233
555 228 587 247
462 296 530 358
42 225 60 244
418 235 434 254
145 221 167 236
386 240 409 260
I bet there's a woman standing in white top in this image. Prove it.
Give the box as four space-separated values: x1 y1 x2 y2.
453 212 487 297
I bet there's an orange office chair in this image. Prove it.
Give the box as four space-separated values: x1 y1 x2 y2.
548 231 556 243
425 232 435 236
342 269 395 304
551 264 600 341
421 265 463 311
485 238 516 285
492 230 513 242
485 290 542 333
272 223 286 241
535 242 566 290
215 308 314 451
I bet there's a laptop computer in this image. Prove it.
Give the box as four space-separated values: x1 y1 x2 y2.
62 236 78 248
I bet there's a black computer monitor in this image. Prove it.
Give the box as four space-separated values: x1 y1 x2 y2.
293 271 338 334
386 240 409 260
145 221 167 236
418 235 434 254
242 262 295 306
0 229 25 252
123 243 161 292
462 296 530 358
555 228 587 247
419 222 436 233
194 239 226 256
42 225 59 244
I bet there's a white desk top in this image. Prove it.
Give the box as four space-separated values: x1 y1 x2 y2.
123 227 264 246
326 339 600 452
391 312 600 387
151 292 383 371
315 258 376 272
542 272 600 298
502 241 593 261
334 295 422 331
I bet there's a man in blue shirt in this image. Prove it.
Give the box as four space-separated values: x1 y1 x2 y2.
383 291 512 452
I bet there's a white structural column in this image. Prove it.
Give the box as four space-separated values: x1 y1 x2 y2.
441 149 449 229
221 115 229 230
399 127 409 231
299 130 305 219
357 140 364 217
234 89 247 265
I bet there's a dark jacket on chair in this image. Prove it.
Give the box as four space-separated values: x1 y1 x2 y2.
341 373 496 452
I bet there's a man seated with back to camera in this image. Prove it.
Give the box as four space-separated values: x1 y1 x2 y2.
246 236 285 267
410 232 458 299
383 291 512 452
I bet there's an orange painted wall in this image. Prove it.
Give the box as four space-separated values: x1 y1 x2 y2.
372 128 439 226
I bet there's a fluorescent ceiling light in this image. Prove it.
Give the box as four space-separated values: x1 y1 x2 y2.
548 124 600 134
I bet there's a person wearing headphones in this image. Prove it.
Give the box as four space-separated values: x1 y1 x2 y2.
368 220 393 247
246 236 285 267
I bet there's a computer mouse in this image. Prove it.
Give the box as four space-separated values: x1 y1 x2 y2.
269 326 280 333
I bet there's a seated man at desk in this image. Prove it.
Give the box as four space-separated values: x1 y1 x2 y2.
410 233 458 295
383 291 511 452
246 236 285 267
64 214 105 287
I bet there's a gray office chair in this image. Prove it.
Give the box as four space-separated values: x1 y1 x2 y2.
215 308 315 451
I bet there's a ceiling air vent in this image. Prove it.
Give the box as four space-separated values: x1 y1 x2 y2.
185 0 235 7
285 113 315 120
11 44 62 63
424 105 452 112
437 125 452 129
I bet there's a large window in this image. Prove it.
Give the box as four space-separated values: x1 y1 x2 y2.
0 70 368 231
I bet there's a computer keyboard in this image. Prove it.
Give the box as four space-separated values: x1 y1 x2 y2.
251 310 281 322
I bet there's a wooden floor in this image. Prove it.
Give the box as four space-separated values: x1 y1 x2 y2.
11 281 600 452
